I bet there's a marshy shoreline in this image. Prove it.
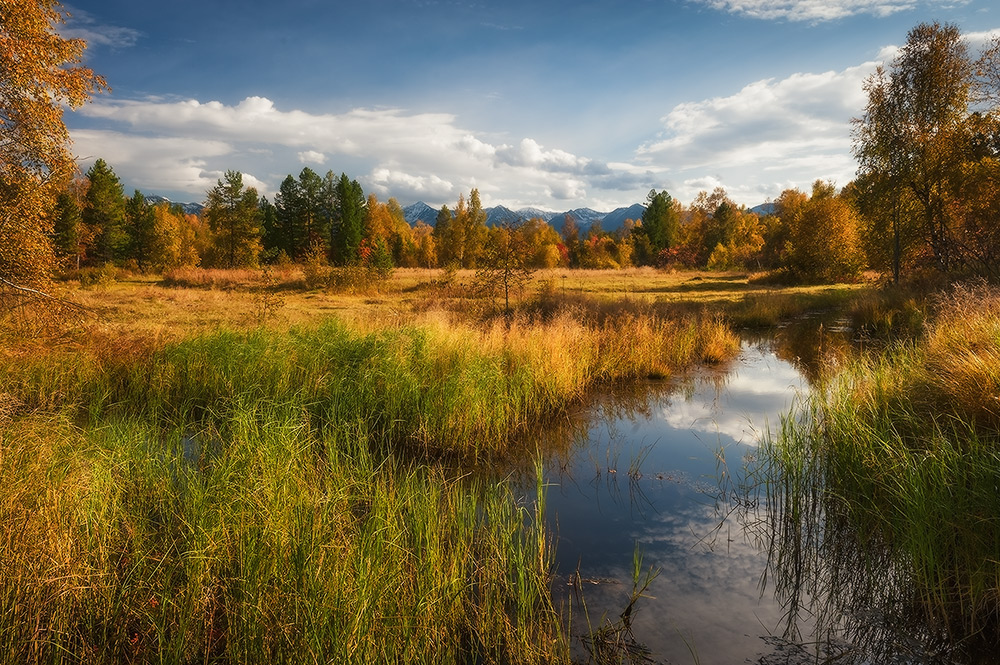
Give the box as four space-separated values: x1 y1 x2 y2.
1 268 997 663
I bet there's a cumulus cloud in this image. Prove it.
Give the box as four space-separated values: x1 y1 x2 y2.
72 130 234 197
495 138 609 176
68 41 908 210
297 150 326 165
73 95 629 208
693 0 961 23
369 168 454 202
637 60 877 202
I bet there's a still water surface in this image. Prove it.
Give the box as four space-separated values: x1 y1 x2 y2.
540 340 812 663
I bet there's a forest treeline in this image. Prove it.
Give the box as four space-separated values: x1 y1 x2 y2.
47 158 866 279
43 164 883 283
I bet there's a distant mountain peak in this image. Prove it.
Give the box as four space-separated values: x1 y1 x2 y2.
145 194 204 216
402 201 440 225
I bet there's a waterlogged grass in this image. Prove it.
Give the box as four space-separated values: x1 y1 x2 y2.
4 309 738 459
766 284 1000 659
0 414 558 664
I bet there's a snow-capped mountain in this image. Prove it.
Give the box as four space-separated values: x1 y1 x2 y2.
485 205 524 226
145 195 204 216
402 201 440 225
600 204 646 231
401 201 650 232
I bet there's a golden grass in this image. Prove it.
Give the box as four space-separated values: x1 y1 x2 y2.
39 267 872 345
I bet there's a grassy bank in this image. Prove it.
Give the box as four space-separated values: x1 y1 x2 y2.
766 283 1000 659
3 307 739 459
0 413 558 664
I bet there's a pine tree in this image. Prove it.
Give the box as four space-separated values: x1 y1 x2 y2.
204 171 262 268
83 159 127 265
332 174 365 264
52 192 82 268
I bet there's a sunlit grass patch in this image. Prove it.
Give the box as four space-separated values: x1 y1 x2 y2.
767 283 1000 658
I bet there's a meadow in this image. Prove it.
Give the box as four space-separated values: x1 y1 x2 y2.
2 266 995 663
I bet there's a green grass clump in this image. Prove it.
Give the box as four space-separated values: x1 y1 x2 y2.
3 309 739 459
0 414 559 664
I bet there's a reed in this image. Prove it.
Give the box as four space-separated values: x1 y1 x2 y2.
3 306 739 459
0 413 561 664
0 290 742 662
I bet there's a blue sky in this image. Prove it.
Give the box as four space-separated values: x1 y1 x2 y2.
61 0 999 212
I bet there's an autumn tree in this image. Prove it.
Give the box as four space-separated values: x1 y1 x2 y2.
444 194 468 266
784 181 865 282
204 170 262 268
409 221 437 269
463 188 488 267
147 202 191 270
853 22 983 276
705 204 765 271
432 204 454 266
0 0 107 289
475 223 534 315
518 217 566 268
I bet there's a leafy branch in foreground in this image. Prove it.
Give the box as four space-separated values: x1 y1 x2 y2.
0 0 107 311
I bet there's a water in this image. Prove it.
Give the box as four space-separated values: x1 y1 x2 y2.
541 340 813 664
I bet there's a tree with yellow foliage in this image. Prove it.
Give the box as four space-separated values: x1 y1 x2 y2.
1 0 107 291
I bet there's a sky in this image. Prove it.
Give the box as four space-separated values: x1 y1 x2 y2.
59 0 1000 213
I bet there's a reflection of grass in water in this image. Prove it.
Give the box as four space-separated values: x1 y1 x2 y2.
763 284 1000 662
573 544 661 665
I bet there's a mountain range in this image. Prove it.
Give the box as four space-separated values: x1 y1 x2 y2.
403 201 648 232
145 195 774 232
145 195 205 217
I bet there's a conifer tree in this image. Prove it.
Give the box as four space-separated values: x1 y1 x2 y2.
332 174 365 264
204 170 262 268
83 159 127 265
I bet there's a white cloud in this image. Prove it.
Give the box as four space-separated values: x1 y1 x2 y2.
67 43 908 210
495 138 605 175
637 60 877 202
369 168 454 202
61 6 141 49
297 150 326 165
72 130 234 198
73 95 629 208
694 0 963 23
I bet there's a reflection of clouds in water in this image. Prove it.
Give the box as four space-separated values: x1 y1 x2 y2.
657 347 807 446
568 497 794 664
553 343 815 663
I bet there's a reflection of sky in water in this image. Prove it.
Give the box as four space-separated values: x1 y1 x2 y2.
656 345 807 446
544 342 811 664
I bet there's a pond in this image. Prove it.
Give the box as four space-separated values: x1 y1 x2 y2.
538 339 813 663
